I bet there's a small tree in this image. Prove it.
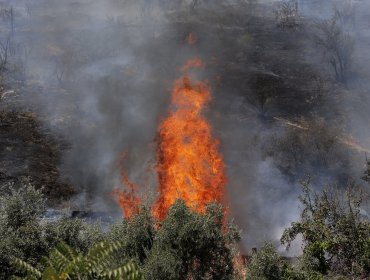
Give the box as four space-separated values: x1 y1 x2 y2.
281 181 370 278
143 200 240 280
0 36 11 72
315 18 354 85
246 243 298 280
334 0 356 28
275 0 299 29
106 205 155 264
0 181 104 279
0 181 47 278
362 159 370 183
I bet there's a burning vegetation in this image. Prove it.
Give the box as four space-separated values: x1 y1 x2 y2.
2 0 370 279
154 63 226 219
114 58 226 221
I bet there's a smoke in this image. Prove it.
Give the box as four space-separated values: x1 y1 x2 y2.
3 0 173 211
2 0 370 252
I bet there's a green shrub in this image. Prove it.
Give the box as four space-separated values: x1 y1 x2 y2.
0 182 105 279
13 241 142 280
143 200 240 280
246 243 299 280
281 181 370 278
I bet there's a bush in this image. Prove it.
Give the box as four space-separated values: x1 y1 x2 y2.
281 181 370 278
13 241 142 280
44 217 104 253
106 205 155 264
143 200 240 280
0 181 48 278
1 182 240 280
246 243 298 280
0 181 104 279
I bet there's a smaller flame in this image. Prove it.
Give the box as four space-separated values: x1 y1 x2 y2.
113 152 141 219
186 32 197 45
180 57 205 72
113 172 141 219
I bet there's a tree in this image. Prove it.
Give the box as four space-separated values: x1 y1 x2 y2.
106 205 155 264
275 0 299 29
143 200 240 280
333 0 356 28
0 181 104 279
362 159 370 183
1 181 240 279
246 243 299 280
13 241 142 280
0 181 47 279
315 18 354 85
43 217 104 254
281 181 370 278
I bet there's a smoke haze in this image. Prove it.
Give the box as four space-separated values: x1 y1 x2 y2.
1 0 370 253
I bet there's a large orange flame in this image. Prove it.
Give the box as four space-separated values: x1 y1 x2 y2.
114 58 226 220
153 59 226 220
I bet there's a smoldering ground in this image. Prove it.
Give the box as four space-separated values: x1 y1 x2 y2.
1 0 370 253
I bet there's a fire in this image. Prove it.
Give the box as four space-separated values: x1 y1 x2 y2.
186 32 197 45
153 58 226 220
114 58 226 220
113 172 141 219
180 57 205 72
112 152 141 219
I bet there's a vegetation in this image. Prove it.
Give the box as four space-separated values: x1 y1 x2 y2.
4 178 370 279
244 180 370 280
142 201 240 280
1 1 370 280
246 243 297 280
0 181 103 279
13 242 142 280
314 17 354 85
2 182 240 280
274 0 299 29
281 181 370 279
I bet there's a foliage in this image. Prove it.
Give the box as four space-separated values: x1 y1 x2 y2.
13 241 142 280
106 206 155 264
333 0 356 28
275 0 299 29
1 181 240 280
314 17 354 85
44 217 104 254
0 180 46 229
246 243 298 280
0 181 48 278
266 121 350 183
362 159 370 183
281 181 370 278
142 200 240 280
0 181 104 279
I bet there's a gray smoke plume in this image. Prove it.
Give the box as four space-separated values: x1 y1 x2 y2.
1 0 370 253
